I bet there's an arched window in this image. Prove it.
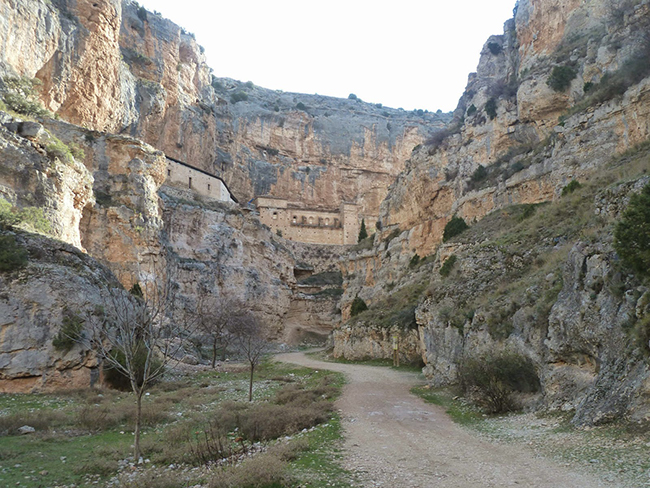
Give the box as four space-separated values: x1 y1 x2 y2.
325 218 330 226
292 215 297 223
272 212 278 220
309 216 314 225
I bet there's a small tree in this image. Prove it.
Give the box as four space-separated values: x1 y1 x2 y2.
350 296 368 317
84 264 184 461
442 216 469 242
358 219 368 242
188 292 244 367
232 311 269 401
614 182 650 278
547 66 577 92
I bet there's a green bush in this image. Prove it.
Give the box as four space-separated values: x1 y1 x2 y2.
68 142 85 160
296 102 307 111
2 76 51 118
408 253 421 269
614 182 650 278
458 351 540 413
547 66 577 92
103 344 164 391
3 93 50 118
485 98 497 120
350 297 368 317
347 93 357 100
17 206 50 233
442 216 469 242
230 91 248 103
561 179 582 196
0 199 20 229
466 104 477 116
0 234 28 272
211 77 224 91
487 42 503 55
52 309 85 352
471 165 488 183
46 139 74 163
518 203 538 221
0 198 49 233
439 254 457 277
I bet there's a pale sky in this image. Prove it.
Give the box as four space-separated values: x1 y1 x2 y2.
136 0 517 112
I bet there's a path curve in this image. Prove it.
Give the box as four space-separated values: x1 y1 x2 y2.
276 351 622 488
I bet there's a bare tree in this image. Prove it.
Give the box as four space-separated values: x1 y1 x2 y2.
231 311 270 401
84 265 184 461
187 292 244 367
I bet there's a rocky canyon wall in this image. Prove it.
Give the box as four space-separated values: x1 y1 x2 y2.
333 0 650 425
0 0 450 228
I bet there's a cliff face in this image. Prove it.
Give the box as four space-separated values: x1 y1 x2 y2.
379 0 650 256
209 82 449 216
0 231 123 393
0 0 449 227
0 0 216 162
332 0 650 425
0 116 93 249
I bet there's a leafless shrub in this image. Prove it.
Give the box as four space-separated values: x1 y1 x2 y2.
189 419 238 465
207 452 293 488
268 438 310 461
231 311 271 401
238 401 332 442
185 292 247 367
0 410 68 436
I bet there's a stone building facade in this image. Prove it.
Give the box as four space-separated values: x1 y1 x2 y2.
255 196 377 245
166 157 237 203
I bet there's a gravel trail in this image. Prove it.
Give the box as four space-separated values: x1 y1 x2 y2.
276 351 622 488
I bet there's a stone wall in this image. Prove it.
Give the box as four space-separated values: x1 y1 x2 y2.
166 158 235 203
255 196 377 245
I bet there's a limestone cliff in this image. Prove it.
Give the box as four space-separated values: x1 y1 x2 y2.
333 0 650 425
339 0 650 317
379 0 650 256
0 0 450 228
209 81 449 217
0 106 341 390
0 230 123 393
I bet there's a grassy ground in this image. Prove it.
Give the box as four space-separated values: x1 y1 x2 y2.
307 350 425 374
412 386 650 487
0 359 354 487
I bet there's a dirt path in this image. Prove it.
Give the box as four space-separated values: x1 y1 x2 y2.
276 351 623 488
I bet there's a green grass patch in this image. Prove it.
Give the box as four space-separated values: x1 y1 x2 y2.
0 360 348 487
411 386 483 426
289 414 358 487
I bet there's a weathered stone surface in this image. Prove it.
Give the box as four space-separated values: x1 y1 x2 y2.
0 115 93 249
0 0 451 235
0 231 120 393
331 324 421 365
17 425 35 435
